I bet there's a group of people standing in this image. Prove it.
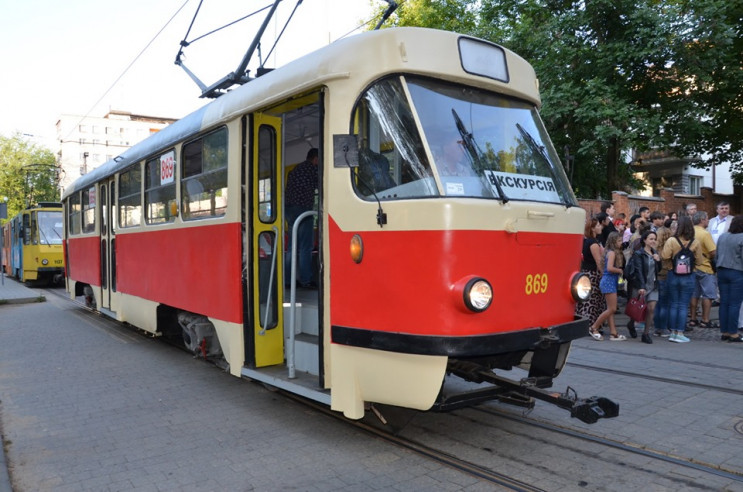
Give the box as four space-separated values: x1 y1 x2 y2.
577 200 743 345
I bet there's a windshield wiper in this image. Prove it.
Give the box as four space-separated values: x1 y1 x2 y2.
451 108 508 203
38 225 50 245
515 123 574 208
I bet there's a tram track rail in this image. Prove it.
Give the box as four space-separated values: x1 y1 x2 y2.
573 345 743 374
468 406 743 484
278 392 547 492
281 387 743 491
567 362 743 396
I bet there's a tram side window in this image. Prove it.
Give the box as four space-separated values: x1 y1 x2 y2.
119 164 142 228
82 187 96 233
182 127 228 220
352 76 437 200
145 150 177 224
68 193 82 235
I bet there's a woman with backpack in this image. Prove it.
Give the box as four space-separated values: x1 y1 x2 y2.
625 230 662 344
661 215 704 343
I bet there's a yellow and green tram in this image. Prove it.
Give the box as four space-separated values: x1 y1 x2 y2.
1 202 65 285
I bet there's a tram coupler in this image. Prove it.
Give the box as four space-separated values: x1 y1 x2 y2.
508 382 619 424
569 396 620 424
445 361 619 423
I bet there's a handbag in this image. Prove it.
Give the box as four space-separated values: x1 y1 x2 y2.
625 294 647 322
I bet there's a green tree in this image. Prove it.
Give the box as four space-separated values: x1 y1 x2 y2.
663 0 743 182
379 0 743 195
0 133 59 224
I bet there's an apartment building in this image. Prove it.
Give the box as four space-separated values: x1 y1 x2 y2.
56 110 177 194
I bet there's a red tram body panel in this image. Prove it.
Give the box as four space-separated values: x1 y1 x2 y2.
116 224 244 323
65 236 100 285
328 216 581 338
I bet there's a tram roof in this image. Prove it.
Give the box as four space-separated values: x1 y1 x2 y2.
63 27 538 199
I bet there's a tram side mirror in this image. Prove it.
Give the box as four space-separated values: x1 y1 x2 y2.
333 134 359 168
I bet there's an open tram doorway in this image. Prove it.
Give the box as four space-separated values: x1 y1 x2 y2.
99 178 116 312
247 92 323 378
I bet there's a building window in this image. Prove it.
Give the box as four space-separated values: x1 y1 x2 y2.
689 175 702 195
181 128 228 219
119 164 142 228
145 150 177 224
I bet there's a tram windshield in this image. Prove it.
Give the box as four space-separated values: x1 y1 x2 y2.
37 211 64 245
352 76 577 206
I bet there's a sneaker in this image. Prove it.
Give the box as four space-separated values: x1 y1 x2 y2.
669 333 690 343
654 330 671 338
609 334 627 341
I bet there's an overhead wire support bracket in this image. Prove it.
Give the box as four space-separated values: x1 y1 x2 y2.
374 1 398 30
174 0 283 99
174 56 208 93
199 0 282 98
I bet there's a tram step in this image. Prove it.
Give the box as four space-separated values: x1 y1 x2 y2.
283 303 319 336
291 333 319 376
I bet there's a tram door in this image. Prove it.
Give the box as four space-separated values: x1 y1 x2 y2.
99 179 115 310
250 114 285 367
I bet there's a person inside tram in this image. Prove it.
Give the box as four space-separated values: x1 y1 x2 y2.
357 147 396 195
285 148 319 289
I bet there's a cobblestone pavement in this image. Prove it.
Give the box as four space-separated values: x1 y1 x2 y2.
1 288 741 491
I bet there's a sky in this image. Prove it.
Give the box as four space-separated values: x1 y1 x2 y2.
0 0 380 148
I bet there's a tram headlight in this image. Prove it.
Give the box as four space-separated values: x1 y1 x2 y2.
571 273 592 302
463 278 493 312
41 258 49 266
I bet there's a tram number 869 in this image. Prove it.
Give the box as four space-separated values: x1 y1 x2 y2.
525 273 548 295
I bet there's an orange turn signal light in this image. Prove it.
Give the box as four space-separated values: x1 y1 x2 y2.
350 234 363 263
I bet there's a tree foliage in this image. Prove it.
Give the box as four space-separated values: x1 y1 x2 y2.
0 133 58 224
378 0 742 197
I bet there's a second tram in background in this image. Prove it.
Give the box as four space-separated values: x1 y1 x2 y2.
61 27 618 423
1 202 65 285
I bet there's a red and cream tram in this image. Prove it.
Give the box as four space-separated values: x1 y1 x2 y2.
62 27 617 423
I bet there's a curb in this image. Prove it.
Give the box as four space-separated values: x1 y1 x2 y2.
0 427 12 492
0 296 46 306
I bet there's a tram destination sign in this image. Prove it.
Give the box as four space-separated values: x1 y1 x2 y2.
484 171 559 202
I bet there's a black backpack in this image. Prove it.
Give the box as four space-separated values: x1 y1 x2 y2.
672 237 695 275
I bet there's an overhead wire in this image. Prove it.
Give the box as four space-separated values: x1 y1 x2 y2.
63 0 192 144
261 0 304 67
65 0 397 144
185 4 273 46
